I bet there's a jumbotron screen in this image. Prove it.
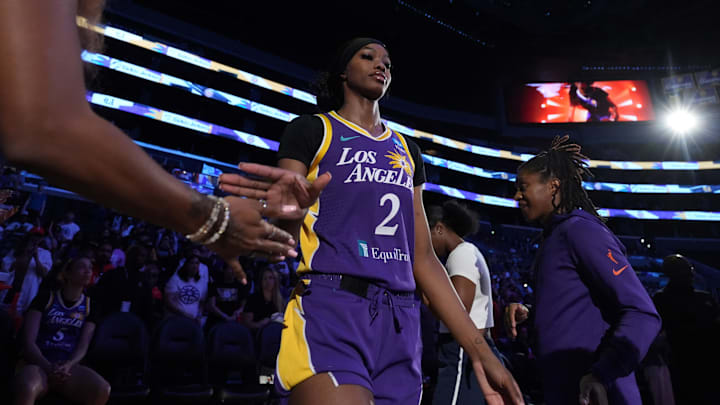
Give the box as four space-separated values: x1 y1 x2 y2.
507 80 655 124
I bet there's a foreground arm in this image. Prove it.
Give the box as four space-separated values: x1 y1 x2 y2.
0 0 295 281
219 161 331 243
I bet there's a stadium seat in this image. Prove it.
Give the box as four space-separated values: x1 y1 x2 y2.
207 321 269 404
0 308 17 397
257 321 283 370
148 315 213 404
87 311 150 403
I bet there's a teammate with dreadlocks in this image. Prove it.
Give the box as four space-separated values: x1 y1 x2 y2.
505 136 660 405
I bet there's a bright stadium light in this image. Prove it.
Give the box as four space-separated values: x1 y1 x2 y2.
665 108 699 135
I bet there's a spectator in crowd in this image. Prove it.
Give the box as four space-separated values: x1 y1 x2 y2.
109 237 126 269
242 267 284 330
89 241 114 285
119 217 134 239
267 260 292 298
653 254 720 405
4 211 34 234
12 255 110 405
164 255 208 323
206 262 249 332
57 212 81 245
42 220 61 255
132 262 165 330
155 230 177 269
92 244 148 317
1 232 52 315
176 246 211 288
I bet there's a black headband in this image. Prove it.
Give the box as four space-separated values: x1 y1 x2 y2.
331 37 386 76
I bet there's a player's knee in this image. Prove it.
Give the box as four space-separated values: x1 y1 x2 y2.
91 378 111 405
13 371 45 399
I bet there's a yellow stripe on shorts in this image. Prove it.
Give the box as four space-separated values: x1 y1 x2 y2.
276 294 316 391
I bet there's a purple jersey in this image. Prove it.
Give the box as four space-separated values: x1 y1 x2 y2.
36 291 91 363
298 111 417 291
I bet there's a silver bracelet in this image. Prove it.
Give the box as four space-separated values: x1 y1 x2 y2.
185 195 222 243
202 198 231 245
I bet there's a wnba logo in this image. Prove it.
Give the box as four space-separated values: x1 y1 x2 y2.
357 240 369 257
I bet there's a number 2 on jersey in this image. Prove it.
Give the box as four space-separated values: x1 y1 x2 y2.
375 193 400 236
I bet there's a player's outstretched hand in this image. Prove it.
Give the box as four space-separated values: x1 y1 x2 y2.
219 163 331 221
209 196 297 284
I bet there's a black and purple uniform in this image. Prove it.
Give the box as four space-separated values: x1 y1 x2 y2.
274 112 425 404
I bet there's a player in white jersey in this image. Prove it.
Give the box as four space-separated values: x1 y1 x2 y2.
428 200 503 405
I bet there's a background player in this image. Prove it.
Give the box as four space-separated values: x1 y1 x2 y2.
427 200 503 405
506 136 660 405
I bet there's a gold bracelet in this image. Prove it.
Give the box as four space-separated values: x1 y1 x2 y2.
202 198 230 245
185 195 222 243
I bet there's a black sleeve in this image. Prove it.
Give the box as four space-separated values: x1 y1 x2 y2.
406 139 426 186
27 289 51 313
244 294 259 314
86 296 98 325
207 283 217 299
277 115 324 167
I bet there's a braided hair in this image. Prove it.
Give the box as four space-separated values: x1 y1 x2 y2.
518 135 601 219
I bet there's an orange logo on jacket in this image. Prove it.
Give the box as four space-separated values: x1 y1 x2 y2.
607 249 628 276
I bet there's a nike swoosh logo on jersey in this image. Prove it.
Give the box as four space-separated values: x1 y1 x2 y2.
613 265 628 276
340 135 360 142
607 249 619 264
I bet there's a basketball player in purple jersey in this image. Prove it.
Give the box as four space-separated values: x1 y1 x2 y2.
221 38 522 405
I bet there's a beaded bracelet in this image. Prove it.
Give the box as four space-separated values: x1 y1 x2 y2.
185 195 222 243
202 198 231 246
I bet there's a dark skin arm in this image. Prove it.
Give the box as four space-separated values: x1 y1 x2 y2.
451 275 476 313
53 321 96 383
0 0 297 282
242 312 271 329
207 296 232 321
21 310 54 374
33 248 50 278
450 275 487 335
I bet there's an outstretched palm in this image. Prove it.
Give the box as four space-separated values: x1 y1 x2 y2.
218 163 331 220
